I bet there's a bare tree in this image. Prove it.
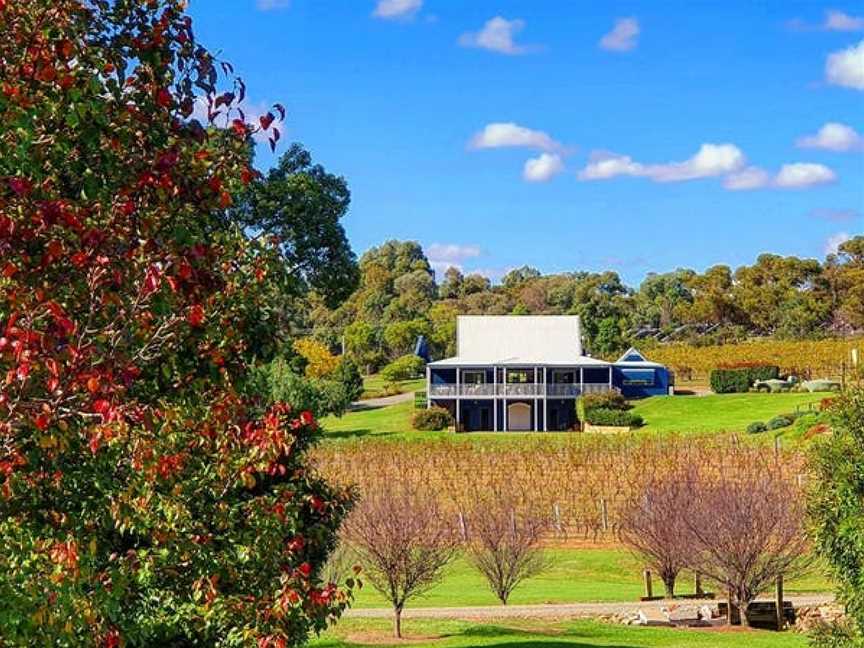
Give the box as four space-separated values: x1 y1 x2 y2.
463 489 551 604
618 475 693 598
342 480 459 638
683 470 809 626
319 539 357 588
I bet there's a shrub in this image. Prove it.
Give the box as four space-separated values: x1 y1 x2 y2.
710 365 780 394
767 415 793 430
412 407 452 431
381 354 425 382
585 408 644 428
710 368 752 394
747 421 768 434
582 391 631 412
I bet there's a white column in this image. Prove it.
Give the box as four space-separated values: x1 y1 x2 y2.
608 366 613 390
543 366 548 432
426 365 431 409
580 367 584 394
534 398 538 431
503 367 508 432
455 367 461 430
493 366 498 431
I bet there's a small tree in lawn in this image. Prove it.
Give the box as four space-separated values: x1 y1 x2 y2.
684 469 809 626
619 475 693 598
464 488 551 605
343 479 459 638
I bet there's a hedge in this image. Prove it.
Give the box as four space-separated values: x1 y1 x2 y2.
709 364 780 393
584 407 644 428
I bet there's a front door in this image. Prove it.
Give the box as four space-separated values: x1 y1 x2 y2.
508 403 531 431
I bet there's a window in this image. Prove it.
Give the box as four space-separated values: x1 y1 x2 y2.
506 370 530 384
621 369 655 386
463 370 485 385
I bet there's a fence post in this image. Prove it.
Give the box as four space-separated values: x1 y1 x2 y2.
458 511 467 541
643 569 653 599
776 574 784 631
600 498 609 533
553 503 562 534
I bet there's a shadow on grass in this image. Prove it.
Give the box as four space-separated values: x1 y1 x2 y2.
323 428 379 441
458 624 634 647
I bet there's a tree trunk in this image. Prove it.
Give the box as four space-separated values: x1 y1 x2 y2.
739 601 751 628
662 574 675 599
393 606 402 638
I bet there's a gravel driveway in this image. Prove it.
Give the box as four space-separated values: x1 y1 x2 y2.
346 594 835 621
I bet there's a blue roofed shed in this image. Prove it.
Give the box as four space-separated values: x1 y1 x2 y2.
612 348 673 398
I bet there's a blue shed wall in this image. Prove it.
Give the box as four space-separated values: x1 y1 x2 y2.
612 365 671 398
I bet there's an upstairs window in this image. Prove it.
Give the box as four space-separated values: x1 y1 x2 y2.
463 370 485 385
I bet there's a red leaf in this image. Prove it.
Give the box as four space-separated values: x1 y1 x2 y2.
259 112 274 131
156 88 173 108
187 304 205 327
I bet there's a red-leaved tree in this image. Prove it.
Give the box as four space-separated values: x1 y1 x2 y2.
0 2 352 645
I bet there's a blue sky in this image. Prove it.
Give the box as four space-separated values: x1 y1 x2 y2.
189 1 864 285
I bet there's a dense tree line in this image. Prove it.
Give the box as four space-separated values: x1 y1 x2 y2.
304 237 864 370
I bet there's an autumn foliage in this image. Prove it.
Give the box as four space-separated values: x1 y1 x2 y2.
0 1 351 645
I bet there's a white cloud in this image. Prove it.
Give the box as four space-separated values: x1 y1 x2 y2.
825 10 864 31
723 166 771 190
523 153 564 182
459 17 530 55
724 163 837 190
427 243 481 265
826 39 864 89
468 122 561 152
796 122 864 151
774 162 837 187
256 0 290 9
599 17 640 52
826 232 852 255
372 0 422 20
578 143 745 182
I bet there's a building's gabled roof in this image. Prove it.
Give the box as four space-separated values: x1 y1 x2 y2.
428 315 610 367
614 347 665 368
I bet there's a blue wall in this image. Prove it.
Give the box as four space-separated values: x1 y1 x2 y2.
612 365 671 398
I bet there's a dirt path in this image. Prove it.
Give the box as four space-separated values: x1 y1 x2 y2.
345 594 834 621
351 391 414 410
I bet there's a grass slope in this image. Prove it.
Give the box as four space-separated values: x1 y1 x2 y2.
311 618 810 648
630 393 822 435
360 375 425 400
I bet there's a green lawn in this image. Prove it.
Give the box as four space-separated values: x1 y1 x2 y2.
630 392 823 435
311 618 810 648
321 392 824 443
349 547 831 609
360 375 425 400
